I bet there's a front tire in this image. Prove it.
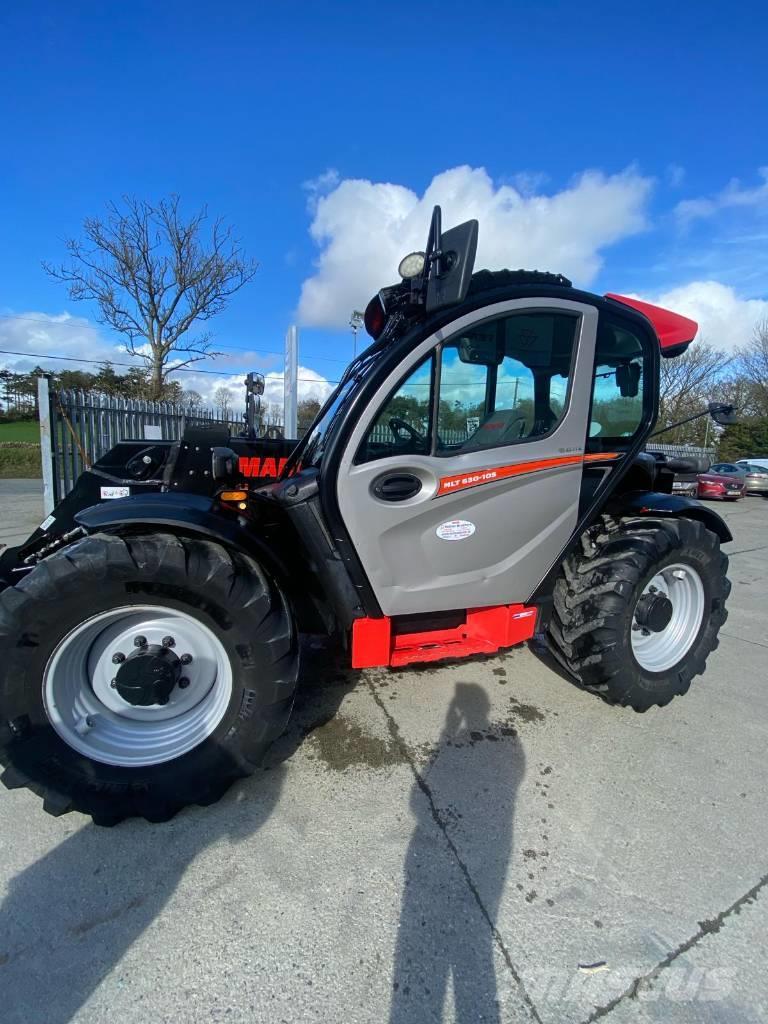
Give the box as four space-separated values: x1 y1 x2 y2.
546 517 730 711
0 532 298 824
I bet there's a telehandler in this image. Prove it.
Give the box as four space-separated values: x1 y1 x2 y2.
0 208 733 824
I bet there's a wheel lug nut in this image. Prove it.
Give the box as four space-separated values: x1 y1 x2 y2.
179 677 191 689
649 586 658 594
162 636 175 648
134 635 147 647
641 628 651 637
180 653 193 665
112 652 126 664
110 678 117 688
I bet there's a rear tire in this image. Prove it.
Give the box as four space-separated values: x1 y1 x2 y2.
0 532 298 824
546 517 730 711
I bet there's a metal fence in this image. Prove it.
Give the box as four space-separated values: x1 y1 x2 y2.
368 423 468 446
646 442 715 459
37 379 283 513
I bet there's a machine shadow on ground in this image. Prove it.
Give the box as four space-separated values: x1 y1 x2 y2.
0 639 355 1024
389 682 526 1023
1 758 287 1024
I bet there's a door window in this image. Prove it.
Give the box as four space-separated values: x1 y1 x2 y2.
435 312 578 455
356 310 581 464
589 321 645 441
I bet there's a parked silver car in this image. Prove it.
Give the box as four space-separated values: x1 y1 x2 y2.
736 461 768 494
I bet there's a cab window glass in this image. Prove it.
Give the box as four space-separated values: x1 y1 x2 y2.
435 312 578 455
590 322 645 440
356 356 433 463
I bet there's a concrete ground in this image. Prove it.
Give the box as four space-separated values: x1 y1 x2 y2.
0 478 44 551
1 481 767 1024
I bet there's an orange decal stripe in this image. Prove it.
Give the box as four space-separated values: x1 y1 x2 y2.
436 452 620 497
584 452 621 463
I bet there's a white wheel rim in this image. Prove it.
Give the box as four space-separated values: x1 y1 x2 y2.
630 563 705 674
43 605 233 767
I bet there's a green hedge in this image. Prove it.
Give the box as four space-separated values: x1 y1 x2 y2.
0 442 42 478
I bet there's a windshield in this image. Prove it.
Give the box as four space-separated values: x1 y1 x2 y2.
287 377 358 471
283 344 387 473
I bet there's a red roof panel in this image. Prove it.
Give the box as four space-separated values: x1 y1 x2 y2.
606 293 698 353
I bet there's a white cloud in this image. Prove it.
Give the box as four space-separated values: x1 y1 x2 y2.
675 167 768 225
666 163 686 188
175 366 334 416
303 168 341 212
646 281 768 352
0 310 125 370
0 311 334 414
297 164 653 328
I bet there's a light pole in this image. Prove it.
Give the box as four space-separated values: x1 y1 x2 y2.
349 310 364 358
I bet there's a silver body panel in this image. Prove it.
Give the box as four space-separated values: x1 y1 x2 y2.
336 298 599 616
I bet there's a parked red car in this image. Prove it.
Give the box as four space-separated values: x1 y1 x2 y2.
697 463 746 501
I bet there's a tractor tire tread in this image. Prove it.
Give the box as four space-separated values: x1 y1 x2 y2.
547 515 730 712
0 531 298 825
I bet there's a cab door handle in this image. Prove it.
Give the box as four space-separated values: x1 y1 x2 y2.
372 472 422 502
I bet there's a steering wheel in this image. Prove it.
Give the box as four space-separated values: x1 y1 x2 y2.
504 415 528 440
388 416 427 448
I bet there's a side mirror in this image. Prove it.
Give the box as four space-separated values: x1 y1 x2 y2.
425 218 479 313
708 402 737 426
616 362 641 398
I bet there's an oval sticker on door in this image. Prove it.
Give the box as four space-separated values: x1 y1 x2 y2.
436 519 476 541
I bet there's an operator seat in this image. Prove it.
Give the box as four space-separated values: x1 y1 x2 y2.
462 407 528 450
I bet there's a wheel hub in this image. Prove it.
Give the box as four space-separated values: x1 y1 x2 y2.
114 644 182 707
633 592 673 633
43 605 233 767
630 563 706 673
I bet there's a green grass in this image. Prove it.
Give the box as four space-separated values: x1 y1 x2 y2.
0 420 39 442
0 442 42 477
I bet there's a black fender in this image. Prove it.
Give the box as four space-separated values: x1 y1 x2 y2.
605 490 733 543
75 493 333 634
76 492 238 538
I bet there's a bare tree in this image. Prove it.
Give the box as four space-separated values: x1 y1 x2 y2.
657 339 731 444
181 389 203 408
733 318 768 418
45 196 257 399
214 386 233 417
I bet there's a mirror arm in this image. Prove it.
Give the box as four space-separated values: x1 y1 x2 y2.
650 405 727 438
411 205 444 306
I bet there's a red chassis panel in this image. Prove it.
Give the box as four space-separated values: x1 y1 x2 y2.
351 604 539 669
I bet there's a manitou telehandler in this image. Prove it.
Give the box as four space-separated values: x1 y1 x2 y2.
0 208 734 824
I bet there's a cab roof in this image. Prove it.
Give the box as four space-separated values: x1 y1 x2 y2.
462 269 698 358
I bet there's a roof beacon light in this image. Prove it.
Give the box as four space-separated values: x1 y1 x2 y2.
398 251 426 279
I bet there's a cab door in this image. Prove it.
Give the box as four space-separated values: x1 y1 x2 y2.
336 297 599 616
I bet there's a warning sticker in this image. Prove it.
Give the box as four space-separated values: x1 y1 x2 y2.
100 486 130 500
436 519 476 541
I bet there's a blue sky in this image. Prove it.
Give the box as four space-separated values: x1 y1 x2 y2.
1 0 767 405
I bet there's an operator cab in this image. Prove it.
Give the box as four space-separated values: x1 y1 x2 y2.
279 206 711 620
